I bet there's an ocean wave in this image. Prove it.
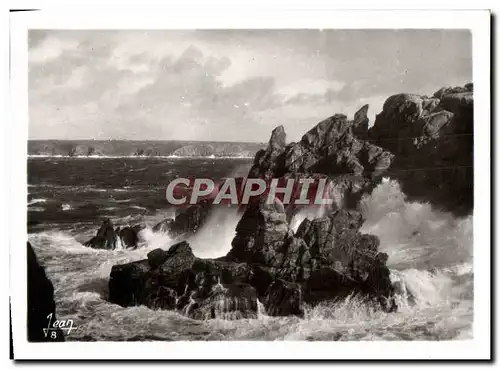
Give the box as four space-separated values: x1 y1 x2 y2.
359 179 473 270
27 176 473 342
28 198 47 206
28 214 473 342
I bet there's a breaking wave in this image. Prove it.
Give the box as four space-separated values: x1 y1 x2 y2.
28 177 472 341
359 178 473 271
28 198 47 206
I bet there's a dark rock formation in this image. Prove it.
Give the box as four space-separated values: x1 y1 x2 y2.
250 107 393 179
168 201 213 236
247 84 473 216
265 279 304 317
108 201 396 319
27 242 64 342
84 218 117 250
227 197 290 265
248 107 394 210
250 126 288 178
147 248 169 268
106 104 411 318
152 218 174 233
369 84 473 216
106 84 472 320
228 200 395 312
84 219 142 250
352 104 370 138
152 200 213 239
117 225 143 249
109 241 261 319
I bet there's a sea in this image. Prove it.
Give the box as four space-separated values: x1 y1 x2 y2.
27 156 473 341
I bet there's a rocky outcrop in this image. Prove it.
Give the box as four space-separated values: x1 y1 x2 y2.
248 107 394 210
84 219 142 250
228 199 395 310
106 84 472 319
27 242 64 341
117 225 144 249
152 200 213 238
108 198 396 319
109 241 261 319
84 219 117 250
369 84 473 216
250 108 393 179
248 84 473 216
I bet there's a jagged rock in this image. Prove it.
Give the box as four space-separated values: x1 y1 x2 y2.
152 200 213 238
27 242 64 341
108 259 150 306
106 84 473 318
269 125 287 150
226 200 395 310
369 84 473 216
190 283 259 320
152 218 174 233
293 210 395 308
352 104 370 138
275 237 312 281
147 248 169 268
433 85 472 99
118 225 142 249
109 241 263 319
250 126 287 178
108 206 395 318
170 203 211 235
158 241 197 289
84 218 117 250
248 108 394 210
264 279 304 317
227 197 289 265
305 267 360 303
107 104 421 318
85 219 143 250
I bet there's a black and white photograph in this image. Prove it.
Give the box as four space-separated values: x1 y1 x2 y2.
8 7 491 361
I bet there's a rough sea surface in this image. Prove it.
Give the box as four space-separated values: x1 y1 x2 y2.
27 157 473 341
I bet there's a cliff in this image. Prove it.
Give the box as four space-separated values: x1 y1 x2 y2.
369 83 473 216
28 140 265 158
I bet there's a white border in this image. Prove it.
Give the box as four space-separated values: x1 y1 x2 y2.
9 8 491 360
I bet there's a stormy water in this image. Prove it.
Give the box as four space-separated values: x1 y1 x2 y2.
27 157 473 341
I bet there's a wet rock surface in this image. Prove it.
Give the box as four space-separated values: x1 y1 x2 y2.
152 200 214 239
109 241 261 319
106 84 472 319
27 242 64 341
108 202 396 319
248 108 394 211
84 219 142 250
369 84 473 216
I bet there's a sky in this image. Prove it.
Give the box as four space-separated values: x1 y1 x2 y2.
28 30 472 142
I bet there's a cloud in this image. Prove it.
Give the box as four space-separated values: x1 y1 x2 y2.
28 30 472 142
29 36 80 64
